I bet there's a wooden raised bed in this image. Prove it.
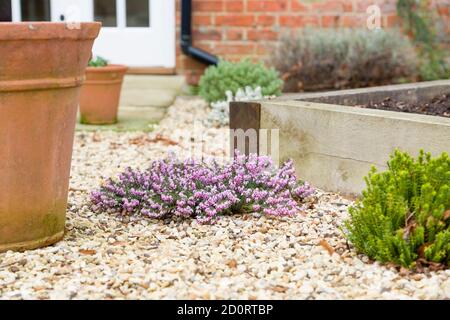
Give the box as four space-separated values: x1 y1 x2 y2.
230 80 450 195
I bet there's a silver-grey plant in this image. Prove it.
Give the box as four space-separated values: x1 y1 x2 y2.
205 86 274 127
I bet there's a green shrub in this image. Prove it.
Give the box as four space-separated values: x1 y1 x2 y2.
88 56 108 67
199 59 283 103
272 29 419 92
185 85 200 96
418 50 450 81
397 0 450 81
345 150 450 269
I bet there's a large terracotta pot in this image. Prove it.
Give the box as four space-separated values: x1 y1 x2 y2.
0 22 101 252
79 65 128 124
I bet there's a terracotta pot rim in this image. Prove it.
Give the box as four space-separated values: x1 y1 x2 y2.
86 65 129 73
0 22 102 40
0 76 85 92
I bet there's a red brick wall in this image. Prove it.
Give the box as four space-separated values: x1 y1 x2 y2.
175 0 450 84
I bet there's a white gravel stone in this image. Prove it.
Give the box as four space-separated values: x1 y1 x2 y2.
0 97 448 300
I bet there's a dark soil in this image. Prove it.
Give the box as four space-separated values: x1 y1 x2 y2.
357 93 450 118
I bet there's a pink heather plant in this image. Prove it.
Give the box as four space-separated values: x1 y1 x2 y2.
91 152 314 224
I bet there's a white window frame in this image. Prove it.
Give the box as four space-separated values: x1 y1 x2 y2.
11 0 22 22
10 0 175 68
11 0 154 28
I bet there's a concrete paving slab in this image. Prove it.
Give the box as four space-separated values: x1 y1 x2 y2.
121 88 176 108
120 75 186 108
76 106 163 132
76 75 186 132
122 75 186 90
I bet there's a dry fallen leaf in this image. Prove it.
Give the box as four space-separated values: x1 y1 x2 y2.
140 283 150 289
109 142 121 150
79 249 97 256
112 241 127 246
150 134 178 146
92 133 101 142
226 259 237 269
128 136 147 146
417 243 431 259
271 285 288 293
399 267 411 276
259 227 268 234
417 258 445 272
129 134 178 146
319 239 335 256
33 286 47 291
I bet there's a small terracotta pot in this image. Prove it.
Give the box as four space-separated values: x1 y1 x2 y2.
79 65 128 124
0 22 101 252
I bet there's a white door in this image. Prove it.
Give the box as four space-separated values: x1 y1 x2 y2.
11 0 175 68
93 0 176 68
50 0 93 22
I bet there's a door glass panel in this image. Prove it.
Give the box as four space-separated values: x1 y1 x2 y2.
94 0 117 27
126 0 149 27
21 0 51 21
0 0 12 21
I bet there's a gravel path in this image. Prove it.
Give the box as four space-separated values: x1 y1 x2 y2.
0 97 449 300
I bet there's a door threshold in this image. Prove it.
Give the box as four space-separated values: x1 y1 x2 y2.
127 67 176 75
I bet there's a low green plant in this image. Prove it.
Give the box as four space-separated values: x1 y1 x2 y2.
88 56 108 67
345 150 450 269
185 85 200 96
199 59 283 103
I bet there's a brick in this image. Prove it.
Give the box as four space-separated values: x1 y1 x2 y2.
216 15 255 26
355 0 379 13
193 14 212 25
174 0 450 80
225 1 244 12
248 0 288 12
193 0 223 12
279 15 319 27
322 15 341 28
291 0 309 12
256 44 271 55
355 0 396 13
256 15 277 26
380 2 397 14
226 56 247 62
437 6 449 15
191 42 215 53
185 71 203 85
342 0 354 12
308 0 352 12
193 29 222 41
340 15 366 28
178 55 209 70
311 1 345 13
248 29 278 41
384 14 400 27
226 29 245 41
214 44 255 55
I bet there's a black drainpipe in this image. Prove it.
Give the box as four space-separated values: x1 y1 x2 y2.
181 0 219 65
